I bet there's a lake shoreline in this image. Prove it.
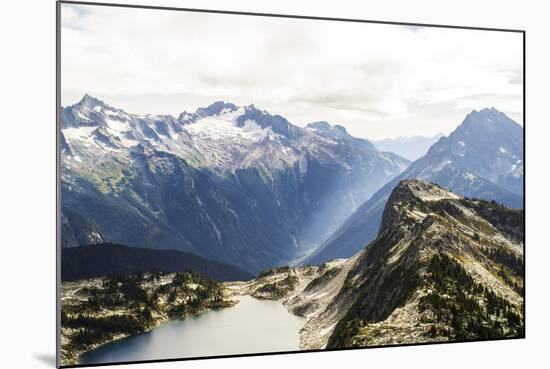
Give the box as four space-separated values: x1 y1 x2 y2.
60 272 239 366
76 295 305 365
66 300 240 366
66 264 327 366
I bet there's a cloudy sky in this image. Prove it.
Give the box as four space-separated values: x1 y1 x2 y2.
61 4 523 139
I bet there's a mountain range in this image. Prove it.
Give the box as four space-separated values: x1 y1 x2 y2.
61 96 523 273
307 107 523 265
60 95 409 273
372 133 445 161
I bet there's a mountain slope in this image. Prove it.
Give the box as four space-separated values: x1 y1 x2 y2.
327 180 523 347
61 243 254 282
294 180 523 349
425 107 523 195
61 95 409 273
307 108 523 265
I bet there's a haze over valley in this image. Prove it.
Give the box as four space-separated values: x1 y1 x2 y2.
59 96 524 366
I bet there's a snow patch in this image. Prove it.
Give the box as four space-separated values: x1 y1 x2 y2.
62 126 97 140
463 172 476 181
228 208 239 220
290 235 299 248
76 110 90 121
211 221 222 243
105 127 138 148
183 108 278 170
105 117 130 132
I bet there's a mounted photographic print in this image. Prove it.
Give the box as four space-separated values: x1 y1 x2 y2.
57 1 525 367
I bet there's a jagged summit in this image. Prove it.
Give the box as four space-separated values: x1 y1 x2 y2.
334 125 347 133
307 121 347 133
389 179 458 201
305 121 375 149
196 101 239 117
426 107 523 194
61 94 131 129
379 179 459 234
461 107 521 130
234 104 298 139
68 94 128 115
76 93 106 108
307 121 331 130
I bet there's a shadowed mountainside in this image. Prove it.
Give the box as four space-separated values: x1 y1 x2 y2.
61 243 254 282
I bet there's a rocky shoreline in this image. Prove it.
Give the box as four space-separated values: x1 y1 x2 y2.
63 301 239 366
61 271 238 366
224 259 350 350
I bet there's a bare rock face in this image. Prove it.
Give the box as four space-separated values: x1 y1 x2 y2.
292 179 523 349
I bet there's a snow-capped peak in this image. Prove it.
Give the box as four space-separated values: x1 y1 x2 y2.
77 93 106 108
61 96 410 180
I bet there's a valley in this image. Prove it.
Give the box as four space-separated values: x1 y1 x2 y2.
61 179 524 366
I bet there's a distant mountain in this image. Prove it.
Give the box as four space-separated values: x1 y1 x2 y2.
426 108 523 195
61 243 254 282
60 95 409 273
372 133 445 161
282 180 523 349
307 108 524 265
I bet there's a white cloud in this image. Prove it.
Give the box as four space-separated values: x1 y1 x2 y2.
60 4 523 139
